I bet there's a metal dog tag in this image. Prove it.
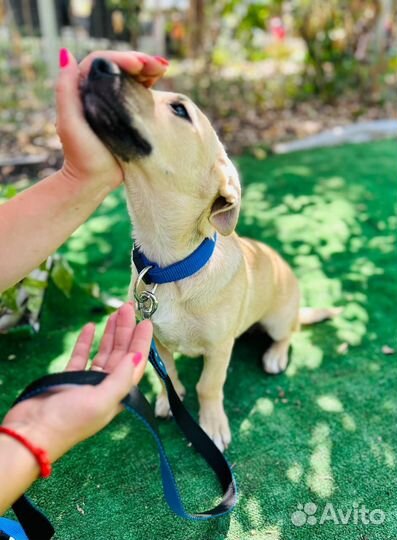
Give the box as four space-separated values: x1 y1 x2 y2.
133 266 158 320
136 290 158 319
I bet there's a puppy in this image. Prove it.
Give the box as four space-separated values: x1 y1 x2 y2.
83 58 338 451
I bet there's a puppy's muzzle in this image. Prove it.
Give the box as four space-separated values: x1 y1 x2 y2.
82 58 152 162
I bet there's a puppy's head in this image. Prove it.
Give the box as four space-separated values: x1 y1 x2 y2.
82 58 241 236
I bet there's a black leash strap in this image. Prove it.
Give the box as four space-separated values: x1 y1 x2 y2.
8 357 237 539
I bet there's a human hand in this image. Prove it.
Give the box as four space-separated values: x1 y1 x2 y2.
1 303 152 463
57 49 169 190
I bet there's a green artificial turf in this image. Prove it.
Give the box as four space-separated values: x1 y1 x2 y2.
1 139 396 540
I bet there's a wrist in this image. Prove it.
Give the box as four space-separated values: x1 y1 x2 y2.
0 420 63 464
59 162 122 193
0 425 40 479
0 424 53 513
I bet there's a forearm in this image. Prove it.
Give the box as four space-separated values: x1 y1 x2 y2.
0 170 113 293
0 433 40 514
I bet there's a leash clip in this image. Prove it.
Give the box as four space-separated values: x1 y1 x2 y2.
133 266 158 320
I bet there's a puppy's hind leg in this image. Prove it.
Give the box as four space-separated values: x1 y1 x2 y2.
154 339 186 418
261 334 292 374
261 294 299 375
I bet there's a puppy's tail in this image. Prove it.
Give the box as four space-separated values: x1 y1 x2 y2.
299 307 342 326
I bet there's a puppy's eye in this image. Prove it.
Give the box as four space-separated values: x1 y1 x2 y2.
170 102 191 122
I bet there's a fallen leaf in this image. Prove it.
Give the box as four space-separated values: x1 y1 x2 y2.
337 342 349 354
76 504 85 515
381 345 395 355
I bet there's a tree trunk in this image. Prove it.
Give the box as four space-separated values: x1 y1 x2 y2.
188 0 205 58
37 0 59 79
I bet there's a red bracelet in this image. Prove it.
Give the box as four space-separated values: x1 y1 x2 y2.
0 426 52 478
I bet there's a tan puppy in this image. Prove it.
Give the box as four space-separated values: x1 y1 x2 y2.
83 59 337 451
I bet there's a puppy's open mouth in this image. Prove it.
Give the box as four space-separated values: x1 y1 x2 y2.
81 58 152 162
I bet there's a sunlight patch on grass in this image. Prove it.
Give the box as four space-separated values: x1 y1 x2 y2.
286 462 304 484
317 176 345 190
299 269 342 307
110 424 132 441
346 257 384 282
317 394 344 413
370 440 396 469
260 525 282 539
249 397 274 417
383 399 397 414
341 413 356 432
276 199 356 259
331 302 368 346
275 165 312 178
287 331 323 376
307 422 334 498
68 235 113 257
239 418 253 434
46 332 78 373
383 444 396 469
229 520 281 540
368 234 396 254
47 319 107 374
241 183 271 226
283 194 313 212
244 497 266 529
229 517 246 538
47 354 68 373
86 215 119 234
240 398 274 434
100 191 125 210
368 362 381 372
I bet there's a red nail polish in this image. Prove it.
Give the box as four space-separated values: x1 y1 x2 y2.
132 352 143 366
154 56 169 66
59 48 69 68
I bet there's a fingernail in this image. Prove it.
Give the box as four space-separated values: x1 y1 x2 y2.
59 48 69 68
154 55 169 66
132 352 143 366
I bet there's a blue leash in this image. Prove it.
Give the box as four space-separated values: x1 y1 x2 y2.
1 342 237 539
0 518 28 540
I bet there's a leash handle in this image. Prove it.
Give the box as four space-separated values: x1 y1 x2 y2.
9 358 237 539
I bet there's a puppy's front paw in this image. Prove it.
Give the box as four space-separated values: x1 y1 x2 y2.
155 394 172 418
199 401 231 452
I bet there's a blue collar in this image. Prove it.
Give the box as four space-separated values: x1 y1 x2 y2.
132 234 217 285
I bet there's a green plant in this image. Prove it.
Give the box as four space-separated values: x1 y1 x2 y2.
291 0 383 100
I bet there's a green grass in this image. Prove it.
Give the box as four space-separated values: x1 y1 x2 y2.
1 139 396 540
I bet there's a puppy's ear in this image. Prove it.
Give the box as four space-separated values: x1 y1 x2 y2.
209 159 241 236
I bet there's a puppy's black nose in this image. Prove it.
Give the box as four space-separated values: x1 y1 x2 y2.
88 58 115 81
